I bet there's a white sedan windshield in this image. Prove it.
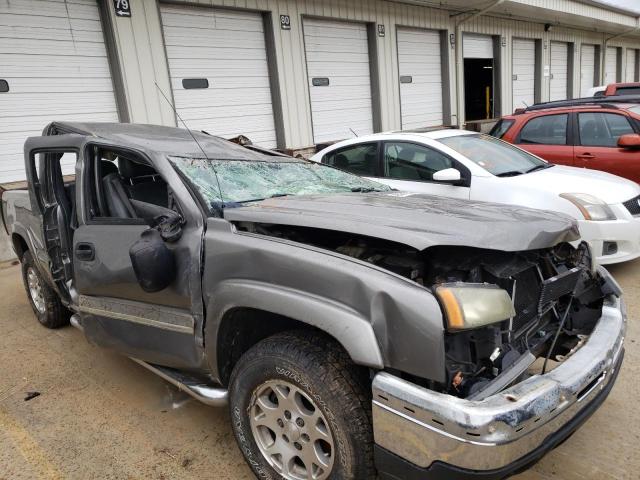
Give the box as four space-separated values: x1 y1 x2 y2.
170 157 390 213
439 134 550 177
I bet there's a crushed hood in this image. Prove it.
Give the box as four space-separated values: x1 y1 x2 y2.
223 192 579 251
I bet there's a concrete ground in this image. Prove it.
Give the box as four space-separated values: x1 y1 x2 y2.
0 259 638 480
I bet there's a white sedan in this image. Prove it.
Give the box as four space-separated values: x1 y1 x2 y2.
310 129 640 265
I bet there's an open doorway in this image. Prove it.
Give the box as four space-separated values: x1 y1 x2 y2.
464 58 494 120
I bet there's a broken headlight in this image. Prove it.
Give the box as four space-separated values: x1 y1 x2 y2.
435 283 515 331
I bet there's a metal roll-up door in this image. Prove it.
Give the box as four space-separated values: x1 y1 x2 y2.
160 5 277 147
397 28 443 130
626 49 637 82
0 0 119 183
580 44 596 97
512 38 535 110
304 18 373 144
463 33 493 59
549 42 569 101
605 46 618 83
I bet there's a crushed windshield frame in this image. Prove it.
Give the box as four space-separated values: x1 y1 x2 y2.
169 156 390 215
438 134 549 177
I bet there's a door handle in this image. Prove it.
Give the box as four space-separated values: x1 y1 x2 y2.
576 153 595 160
75 242 95 261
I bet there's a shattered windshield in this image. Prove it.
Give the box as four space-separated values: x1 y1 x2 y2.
170 157 390 214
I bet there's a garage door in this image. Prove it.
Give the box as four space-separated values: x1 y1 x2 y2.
0 0 118 183
512 38 535 110
463 33 493 59
580 44 596 97
626 49 637 82
160 5 277 147
397 28 443 130
304 18 373 144
605 47 618 83
549 42 569 101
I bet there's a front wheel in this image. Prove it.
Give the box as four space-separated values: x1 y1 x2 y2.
20 251 70 329
229 331 375 480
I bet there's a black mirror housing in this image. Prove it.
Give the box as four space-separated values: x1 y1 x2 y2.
129 228 176 293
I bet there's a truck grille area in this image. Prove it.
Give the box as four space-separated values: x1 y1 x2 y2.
623 195 640 216
432 242 605 399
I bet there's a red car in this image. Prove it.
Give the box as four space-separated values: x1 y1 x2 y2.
491 102 640 183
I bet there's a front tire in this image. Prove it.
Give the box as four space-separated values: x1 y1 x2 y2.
20 251 70 329
229 331 375 480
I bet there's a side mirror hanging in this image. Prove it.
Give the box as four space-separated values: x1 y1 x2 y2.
128 212 183 293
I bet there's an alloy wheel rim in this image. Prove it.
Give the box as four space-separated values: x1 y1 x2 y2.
249 379 335 480
27 267 46 314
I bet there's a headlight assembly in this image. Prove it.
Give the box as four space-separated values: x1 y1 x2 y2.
435 283 515 331
560 193 616 221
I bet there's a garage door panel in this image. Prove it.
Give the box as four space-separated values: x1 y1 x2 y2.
550 41 568 101
580 44 596 97
1 38 111 57
309 90 373 104
0 0 99 19
605 46 617 83
164 45 269 61
397 27 443 130
512 38 535 110
172 89 273 110
303 41 369 55
311 79 373 88
310 98 373 113
161 5 277 148
0 0 118 182
0 27 104 44
626 49 637 82
2 94 119 118
160 6 263 28
0 18 103 37
167 59 269 72
304 22 368 39
6 77 115 94
304 18 373 143
163 29 265 48
170 76 271 90
463 33 493 59
304 51 371 65
306 62 371 78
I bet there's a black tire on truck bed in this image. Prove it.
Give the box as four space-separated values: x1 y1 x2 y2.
21 251 70 329
229 330 375 480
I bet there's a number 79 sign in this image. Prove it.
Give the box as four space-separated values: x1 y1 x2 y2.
114 0 131 17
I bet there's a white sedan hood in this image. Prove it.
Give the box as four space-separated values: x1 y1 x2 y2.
504 165 639 204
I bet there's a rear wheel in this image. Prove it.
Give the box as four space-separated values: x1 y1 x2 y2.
229 331 375 480
20 251 70 329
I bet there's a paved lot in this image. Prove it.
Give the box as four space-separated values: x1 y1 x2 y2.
0 259 638 480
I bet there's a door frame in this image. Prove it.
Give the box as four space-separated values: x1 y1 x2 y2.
24 134 87 302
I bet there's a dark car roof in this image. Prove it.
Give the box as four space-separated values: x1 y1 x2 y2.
47 122 293 162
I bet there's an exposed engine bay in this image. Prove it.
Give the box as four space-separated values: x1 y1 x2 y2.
234 222 611 399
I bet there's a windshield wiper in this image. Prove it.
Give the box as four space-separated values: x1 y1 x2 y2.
495 170 525 177
526 164 553 173
238 193 290 203
351 186 379 192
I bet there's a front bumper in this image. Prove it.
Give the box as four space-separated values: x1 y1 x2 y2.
578 213 640 265
372 296 626 476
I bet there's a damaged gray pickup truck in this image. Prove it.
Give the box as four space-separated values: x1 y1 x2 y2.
1 122 626 480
